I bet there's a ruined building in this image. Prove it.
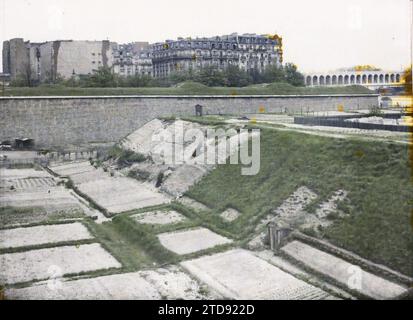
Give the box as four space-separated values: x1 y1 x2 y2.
2 38 113 83
150 33 283 78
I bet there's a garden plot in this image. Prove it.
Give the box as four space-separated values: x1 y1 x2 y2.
50 161 105 184
6 265 217 300
0 223 93 249
49 161 170 214
0 187 80 210
1 177 56 191
0 243 121 285
0 168 51 180
132 210 186 225
281 241 407 300
181 249 332 300
0 168 56 191
77 177 170 214
158 228 232 255
139 265 219 299
49 161 95 177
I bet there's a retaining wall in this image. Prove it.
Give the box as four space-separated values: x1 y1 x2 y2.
0 94 378 147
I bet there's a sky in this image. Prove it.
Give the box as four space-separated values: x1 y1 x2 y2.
0 0 412 73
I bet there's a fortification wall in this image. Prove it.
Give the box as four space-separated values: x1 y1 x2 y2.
0 94 378 147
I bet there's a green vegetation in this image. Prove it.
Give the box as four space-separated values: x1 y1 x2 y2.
106 145 147 167
3 81 372 96
186 128 413 276
10 64 305 88
84 218 163 271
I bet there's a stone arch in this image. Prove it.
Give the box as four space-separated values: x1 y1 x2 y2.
312 76 318 86
332 75 337 85
390 74 395 82
373 75 378 83
306 76 312 86
356 75 361 84
338 75 343 85
326 75 331 85
379 74 384 83
396 74 401 83
362 75 367 84
385 74 389 83
344 75 349 85
368 74 373 83
350 75 355 84
319 76 325 85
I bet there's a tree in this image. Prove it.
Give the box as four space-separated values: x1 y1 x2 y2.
195 65 225 86
224 65 252 87
248 68 264 84
262 64 285 83
168 69 195 85
126 74 152 87
284 63 305 86
87 67 117 87
402 66 412 96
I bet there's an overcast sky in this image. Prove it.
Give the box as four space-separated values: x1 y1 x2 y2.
0 0 412 72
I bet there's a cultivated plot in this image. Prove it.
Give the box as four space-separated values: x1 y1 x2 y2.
158 228 232 255
50 161 170 215
181 249 333 300
0 243 121 285
6 266 217 300
0 223 93 249
78 177 169 214
281 241 407 300
0 187 81 210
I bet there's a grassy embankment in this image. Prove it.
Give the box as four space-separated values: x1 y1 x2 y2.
2 81 373 96
184 128 413 276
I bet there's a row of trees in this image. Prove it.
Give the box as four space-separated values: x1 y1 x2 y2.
11 63 305 88
168 63 305 87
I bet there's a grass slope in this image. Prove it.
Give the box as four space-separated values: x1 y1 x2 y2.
2 82 373 96
186 129 413 276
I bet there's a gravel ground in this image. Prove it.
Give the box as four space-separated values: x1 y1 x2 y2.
0 223 93 249
181 249 332 300
158 228 232 255
281 241 407 299
0 243 121 285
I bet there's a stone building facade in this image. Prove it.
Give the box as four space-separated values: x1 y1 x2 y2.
150 33 283 78
112 42 152 77
3 33 283 82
